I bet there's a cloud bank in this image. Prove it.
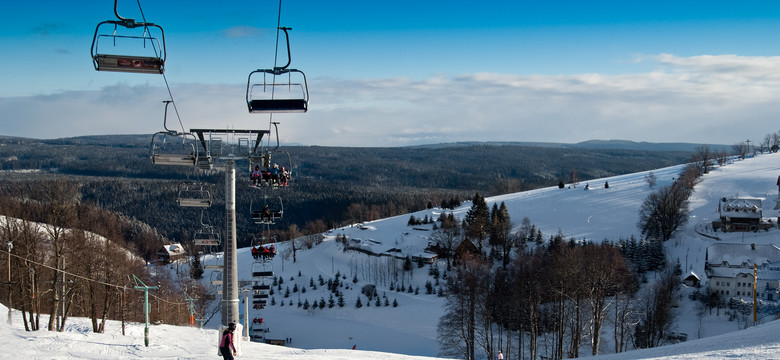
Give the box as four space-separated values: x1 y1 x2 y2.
3 54 779 147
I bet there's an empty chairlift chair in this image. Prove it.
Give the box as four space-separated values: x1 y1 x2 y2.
91 1 166 74
177 182 212 207
246 27 309 113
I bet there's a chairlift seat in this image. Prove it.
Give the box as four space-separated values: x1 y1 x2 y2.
194 239 220 246
252 271 274 278
248 99 307 113
253 284 271 290
178 198 212 208
93 54 164 74
151 154 196 166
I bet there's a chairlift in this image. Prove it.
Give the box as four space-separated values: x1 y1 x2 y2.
194 210 221 246
203 250 223 270
210 270 223 286
177 181 212 207
250 197 284 225
194 227 220 247
246 27 309 113
91 0 166 74
150 131 198 166
252 282 271 291
251 262 274 279
249 122 293 188
150 101 202 166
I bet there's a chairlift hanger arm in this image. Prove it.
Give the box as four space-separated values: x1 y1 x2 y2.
276 27 293 71
252 130 270 154
272 122 280 151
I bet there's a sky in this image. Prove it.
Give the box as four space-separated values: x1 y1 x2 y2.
4 151 780 359
3 1 780 146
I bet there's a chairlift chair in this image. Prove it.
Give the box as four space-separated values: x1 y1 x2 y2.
250 197 284 224
203 250 223 270
210 270 223 286
247 69 309 113
252 282 271 291
91 1 166 74
251 262 274 279
193 227 220 247
177 182 212 207
246 27 309 113
150 131 198 166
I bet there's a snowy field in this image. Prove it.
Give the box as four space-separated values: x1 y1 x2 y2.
4 152 780 359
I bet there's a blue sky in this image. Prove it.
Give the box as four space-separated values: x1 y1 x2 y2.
3 1 780 146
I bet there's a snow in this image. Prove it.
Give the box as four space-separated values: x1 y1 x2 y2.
4 152 780 359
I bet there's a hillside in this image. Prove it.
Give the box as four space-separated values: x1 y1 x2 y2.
0 135 695 249
192 151 780 357
2 151 780 359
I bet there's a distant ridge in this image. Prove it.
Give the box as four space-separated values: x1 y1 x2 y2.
411 139 730 152
1 134 730 152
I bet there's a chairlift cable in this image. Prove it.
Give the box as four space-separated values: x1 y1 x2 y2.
266 0 285 143
133 0 187 135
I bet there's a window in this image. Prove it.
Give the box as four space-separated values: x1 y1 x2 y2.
716 281 720 286
726 291 730 295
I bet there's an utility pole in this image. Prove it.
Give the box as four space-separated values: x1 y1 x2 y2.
132 275 158 347
753 264 758 324
6 241 12 325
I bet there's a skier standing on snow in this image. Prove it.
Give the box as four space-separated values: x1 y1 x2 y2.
219 323 238 360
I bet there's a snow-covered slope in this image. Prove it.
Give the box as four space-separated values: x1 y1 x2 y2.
4 152 780 359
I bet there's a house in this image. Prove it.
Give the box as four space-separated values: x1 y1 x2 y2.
412 252 439 265
683 271 701 287
714 198 772 232
705 243 780 302
453 239 480 266
158 243 187 263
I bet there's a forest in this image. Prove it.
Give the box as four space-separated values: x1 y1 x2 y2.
0 134 695 253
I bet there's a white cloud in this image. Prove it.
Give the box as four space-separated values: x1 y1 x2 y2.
3 54 780 146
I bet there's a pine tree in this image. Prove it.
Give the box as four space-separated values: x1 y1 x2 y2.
355 297 363 308
338 293 345 307
464 193 490 253
393 299 398 307
190 254 204 279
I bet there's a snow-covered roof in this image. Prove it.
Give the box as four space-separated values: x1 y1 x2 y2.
706 243 780 267
720 198 763 219
161 243 186 256
685 271 700 280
